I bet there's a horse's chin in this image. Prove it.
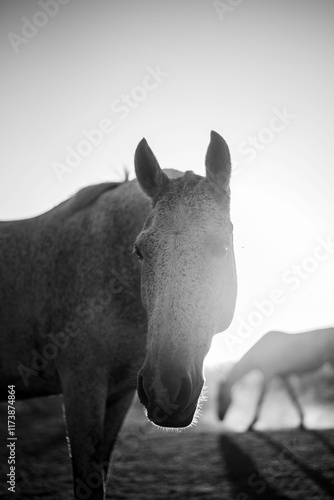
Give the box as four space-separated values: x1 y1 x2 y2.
146 405 197 429
155 414 194 429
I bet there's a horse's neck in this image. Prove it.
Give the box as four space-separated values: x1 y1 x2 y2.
226 355 254 389
0 180 147 292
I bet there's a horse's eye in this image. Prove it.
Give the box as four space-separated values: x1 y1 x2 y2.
206 235 230 258
133 244 143 262
211 241 229 258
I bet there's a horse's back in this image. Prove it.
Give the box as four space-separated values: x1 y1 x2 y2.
247 329 334 376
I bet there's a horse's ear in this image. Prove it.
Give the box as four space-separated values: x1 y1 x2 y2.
205 131 231 190
135 138 169 200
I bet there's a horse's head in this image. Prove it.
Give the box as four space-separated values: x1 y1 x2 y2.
134 131 237 428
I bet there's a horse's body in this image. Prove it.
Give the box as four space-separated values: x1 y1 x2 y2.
0 182 146 398
217 328 334 430
0 132 237 499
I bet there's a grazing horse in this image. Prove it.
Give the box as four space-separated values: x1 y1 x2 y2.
217 328 334 430
0 131 237 499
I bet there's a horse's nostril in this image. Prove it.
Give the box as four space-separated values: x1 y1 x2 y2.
175 375 192 406
137 373 149 406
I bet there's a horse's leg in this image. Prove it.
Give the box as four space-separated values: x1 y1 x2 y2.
61 373 108 500
248 378 269 431
102 390 135 481
281 376 305 429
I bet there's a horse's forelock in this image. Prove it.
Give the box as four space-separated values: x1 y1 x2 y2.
180 170 203 187
151 170 229 214
179 171 230 209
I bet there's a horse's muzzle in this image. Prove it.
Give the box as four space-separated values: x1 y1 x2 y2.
137 371 203 428
147 404 196 428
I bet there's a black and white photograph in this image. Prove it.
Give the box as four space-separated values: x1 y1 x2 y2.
1 1 334 499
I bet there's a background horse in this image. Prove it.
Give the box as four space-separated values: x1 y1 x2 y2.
0 131 237 499
217 328 334 430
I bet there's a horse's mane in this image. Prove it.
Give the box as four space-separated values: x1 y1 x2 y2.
66 181 125 216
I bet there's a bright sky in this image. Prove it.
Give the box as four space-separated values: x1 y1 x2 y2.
1 0 334 365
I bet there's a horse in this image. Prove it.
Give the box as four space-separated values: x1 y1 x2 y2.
217 328 334 431
0 131 237 499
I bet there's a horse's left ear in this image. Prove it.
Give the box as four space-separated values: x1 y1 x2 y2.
135 138 169 200
205 131 231 190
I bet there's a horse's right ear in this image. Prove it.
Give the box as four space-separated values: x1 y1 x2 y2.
135 138 169 200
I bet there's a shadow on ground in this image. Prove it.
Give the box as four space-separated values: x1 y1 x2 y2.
0 397 334 499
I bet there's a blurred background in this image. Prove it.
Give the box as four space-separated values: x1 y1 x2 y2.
1 0 334 429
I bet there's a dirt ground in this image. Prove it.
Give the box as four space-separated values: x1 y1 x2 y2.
1 396 334 500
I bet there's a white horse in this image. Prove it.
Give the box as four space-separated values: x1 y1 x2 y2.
1 131 237 499
217 328 334 430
